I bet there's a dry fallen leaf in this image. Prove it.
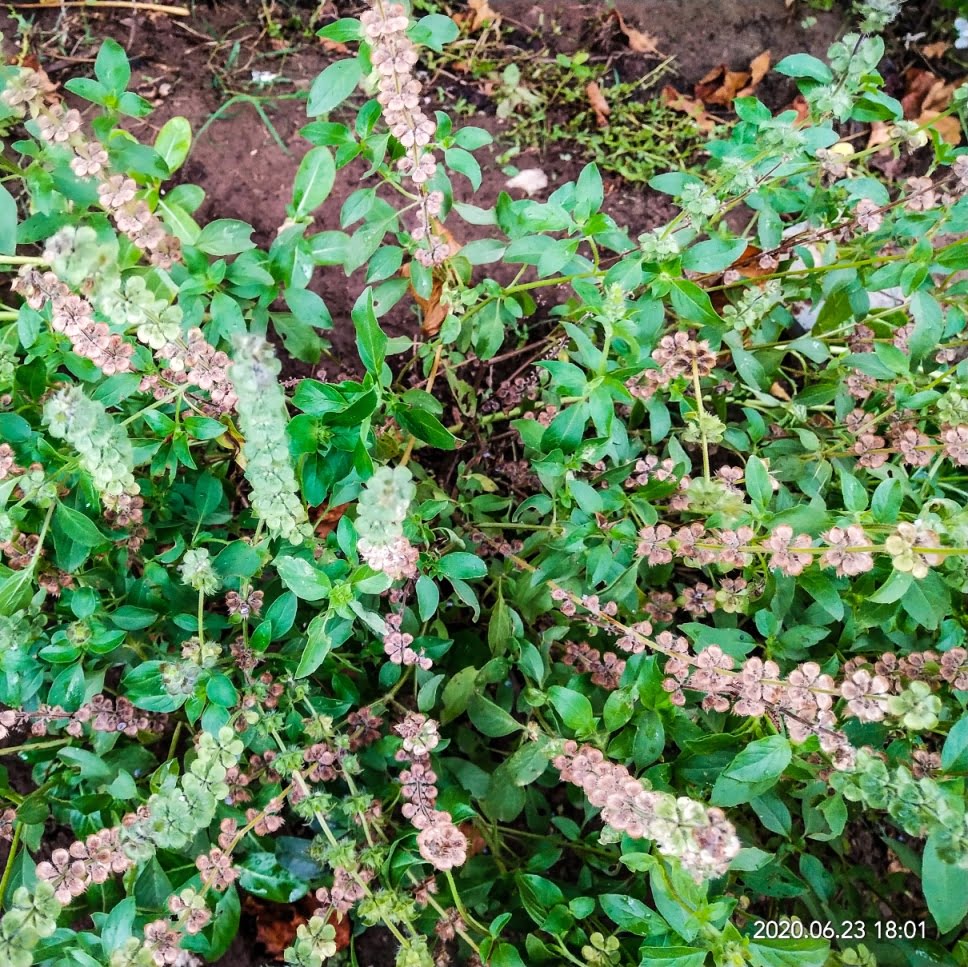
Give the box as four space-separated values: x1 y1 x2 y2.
459 822 487 858
660 85 717 132
921 40 951 59
312 502 350 539
867 120 893 153
608 8 662 56
920 110 962 146
901 67 965 146
695 65 750 106
739 50 771 96
466 0 500 31
586 81 610 127
695 51 770 106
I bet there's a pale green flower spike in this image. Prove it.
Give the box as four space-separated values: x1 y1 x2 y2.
229 334 313 544
43 385 139 504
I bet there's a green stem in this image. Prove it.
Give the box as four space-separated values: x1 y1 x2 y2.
0 822 21 906
691 361 711 481
0 737 69 758
443 868 489 934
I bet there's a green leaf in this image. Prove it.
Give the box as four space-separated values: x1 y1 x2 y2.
395 406 458 450
748 938 829 967
438 552 487 580
100 897 136 955
441 666 477 724
636 947 706 966
924 830 968 932
213 541 263 579
196 219 256 256
574 163 604 220
316 18 363 42
871 477 903 523
745 455 772 508
238 851 309 903
724 735 791 782
600 894 668 936
95 38 131 93
505 739 551 786
0 185 17 255
154 116 192 174
681 237 748 273
942 713 968 773
547 686 595 734
0 568 35 616
206 674 239 707
275 555 329 601
774 53 833 83
868 568 913 604
467 693 522 737
444 147 482 190
307 59 362 116
295 614 333 678
711 735 791 806
408 13 459 51
122 661 187 713
416 575 439 621
669 278 720 326
292 146 336 218
352 288 387 375
541 403 588 454
55 502 107 548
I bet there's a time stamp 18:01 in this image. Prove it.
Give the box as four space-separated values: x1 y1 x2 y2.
753 919 927 941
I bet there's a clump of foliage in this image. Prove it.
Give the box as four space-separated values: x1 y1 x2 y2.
492 53 710 183
2 2 968 967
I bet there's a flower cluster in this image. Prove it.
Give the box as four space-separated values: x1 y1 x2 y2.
395 712 468 872
229 335 313 544
553 742 740 881
1 67 179 265
14 262 133 375
831 749 968 866
43 385 140 516
356 464 419 580
361 1 453 266
384 612 432 669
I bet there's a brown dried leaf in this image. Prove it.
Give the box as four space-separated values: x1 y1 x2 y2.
586 81 610 126
466 0 500 31
919 110 963 146
312 503 350 539
245 896 350 958
696 51 770 106
867 120 892 153
459 822 487 858
609 8 662 55
698 68 750 105
320 38 351 54
901 67 939 118
660 84 717 132
739 50 771 96
921 40 951 59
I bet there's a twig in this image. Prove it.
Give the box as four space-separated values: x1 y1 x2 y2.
9 1 190 15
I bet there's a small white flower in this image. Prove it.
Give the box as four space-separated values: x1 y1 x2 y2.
957 18 968 49
505 168 549 195
250 70 279 85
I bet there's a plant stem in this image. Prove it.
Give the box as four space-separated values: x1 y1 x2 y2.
0 822 22 905
0 738 69 757
691 360 710 481
9 1 190 14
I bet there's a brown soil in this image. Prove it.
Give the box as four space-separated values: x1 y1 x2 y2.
0 1 849 964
